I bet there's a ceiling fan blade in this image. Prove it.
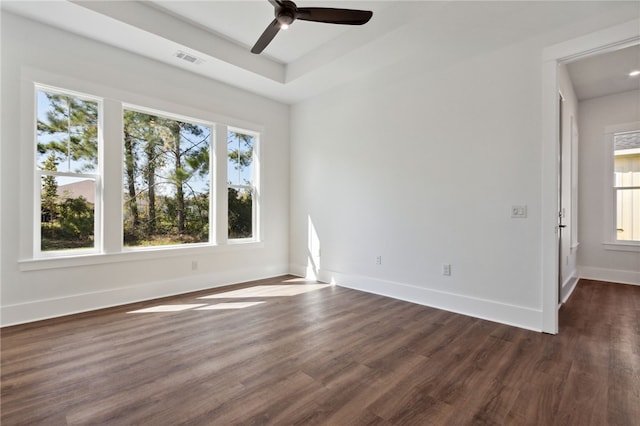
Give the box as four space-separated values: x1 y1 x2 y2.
268 0 283 8
251 19 281 54
295 7 373 25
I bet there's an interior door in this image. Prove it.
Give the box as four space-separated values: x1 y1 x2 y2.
557 92 566 305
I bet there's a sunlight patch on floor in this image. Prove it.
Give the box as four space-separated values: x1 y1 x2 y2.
194 302 266 310
127 284 330 314
198 284 330 299
128 304 207 313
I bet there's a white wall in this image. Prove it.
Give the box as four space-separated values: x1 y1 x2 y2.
0 13 290 326
558 65 580 301
578 90 640 285
291 39 545 330
290 17 638 331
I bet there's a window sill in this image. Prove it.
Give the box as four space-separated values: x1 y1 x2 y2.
603 242 640 253
18 241 264 272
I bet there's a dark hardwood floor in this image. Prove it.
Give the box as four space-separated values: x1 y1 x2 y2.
1 276 639 425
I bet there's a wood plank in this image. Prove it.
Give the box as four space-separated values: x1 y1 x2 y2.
2 276 639 425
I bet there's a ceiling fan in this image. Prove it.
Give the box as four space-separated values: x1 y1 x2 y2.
251 0 373 54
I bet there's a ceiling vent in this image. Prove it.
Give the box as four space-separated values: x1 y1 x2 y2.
174 50 203 65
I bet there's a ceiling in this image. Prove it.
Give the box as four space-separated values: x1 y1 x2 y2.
566 44 640 101
2 1 640 104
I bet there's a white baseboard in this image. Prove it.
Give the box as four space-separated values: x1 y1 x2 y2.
579 266 640 286
561 274 579 303
296 266 542 332
288 263 307 279
1 265 289 327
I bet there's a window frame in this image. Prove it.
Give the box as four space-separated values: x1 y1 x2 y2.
227 126 260 243
603 122 640 252
21 72 263 271
33 84 104 258
121 103 216 250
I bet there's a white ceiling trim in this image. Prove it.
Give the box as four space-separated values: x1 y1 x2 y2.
72 0 285 82
3 0 412 104
3 1 640 104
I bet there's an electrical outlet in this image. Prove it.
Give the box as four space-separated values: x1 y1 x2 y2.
511 205 527 218
442 264 451 276
376 255 382 265
191 260 198 271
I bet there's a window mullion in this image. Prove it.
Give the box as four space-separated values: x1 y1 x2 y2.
102 99 123 253
253 134 260 242
33 171 43 257
216 124 229 245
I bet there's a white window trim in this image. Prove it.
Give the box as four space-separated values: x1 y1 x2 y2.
18 241 265 271
120 103 217 250
35 171 102 258
603 121 640 252
227 126 260 243
33 84 104 258
22 68 264 270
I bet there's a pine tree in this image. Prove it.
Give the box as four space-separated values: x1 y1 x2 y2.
41 153 59 239
37 92 98 172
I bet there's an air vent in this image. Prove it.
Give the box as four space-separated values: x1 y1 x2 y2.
174 50 203 65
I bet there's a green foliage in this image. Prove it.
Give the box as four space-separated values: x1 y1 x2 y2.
58 197 94 240
37 92 98 172
228 132 253 175
41 153 59 225
122 110 211 246
227 131 254 239
41 195 94 251
228 188 252 239
185 193 210 240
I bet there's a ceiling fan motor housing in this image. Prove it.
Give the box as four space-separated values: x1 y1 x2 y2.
251 0 373 54
276 1 296 26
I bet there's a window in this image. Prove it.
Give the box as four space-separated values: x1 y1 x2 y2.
31 83 261 262
123 108 212 248
614 130 640 242
227 129 257 240
36 87 101 255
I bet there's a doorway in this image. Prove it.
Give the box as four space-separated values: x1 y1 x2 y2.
541 19 640 334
